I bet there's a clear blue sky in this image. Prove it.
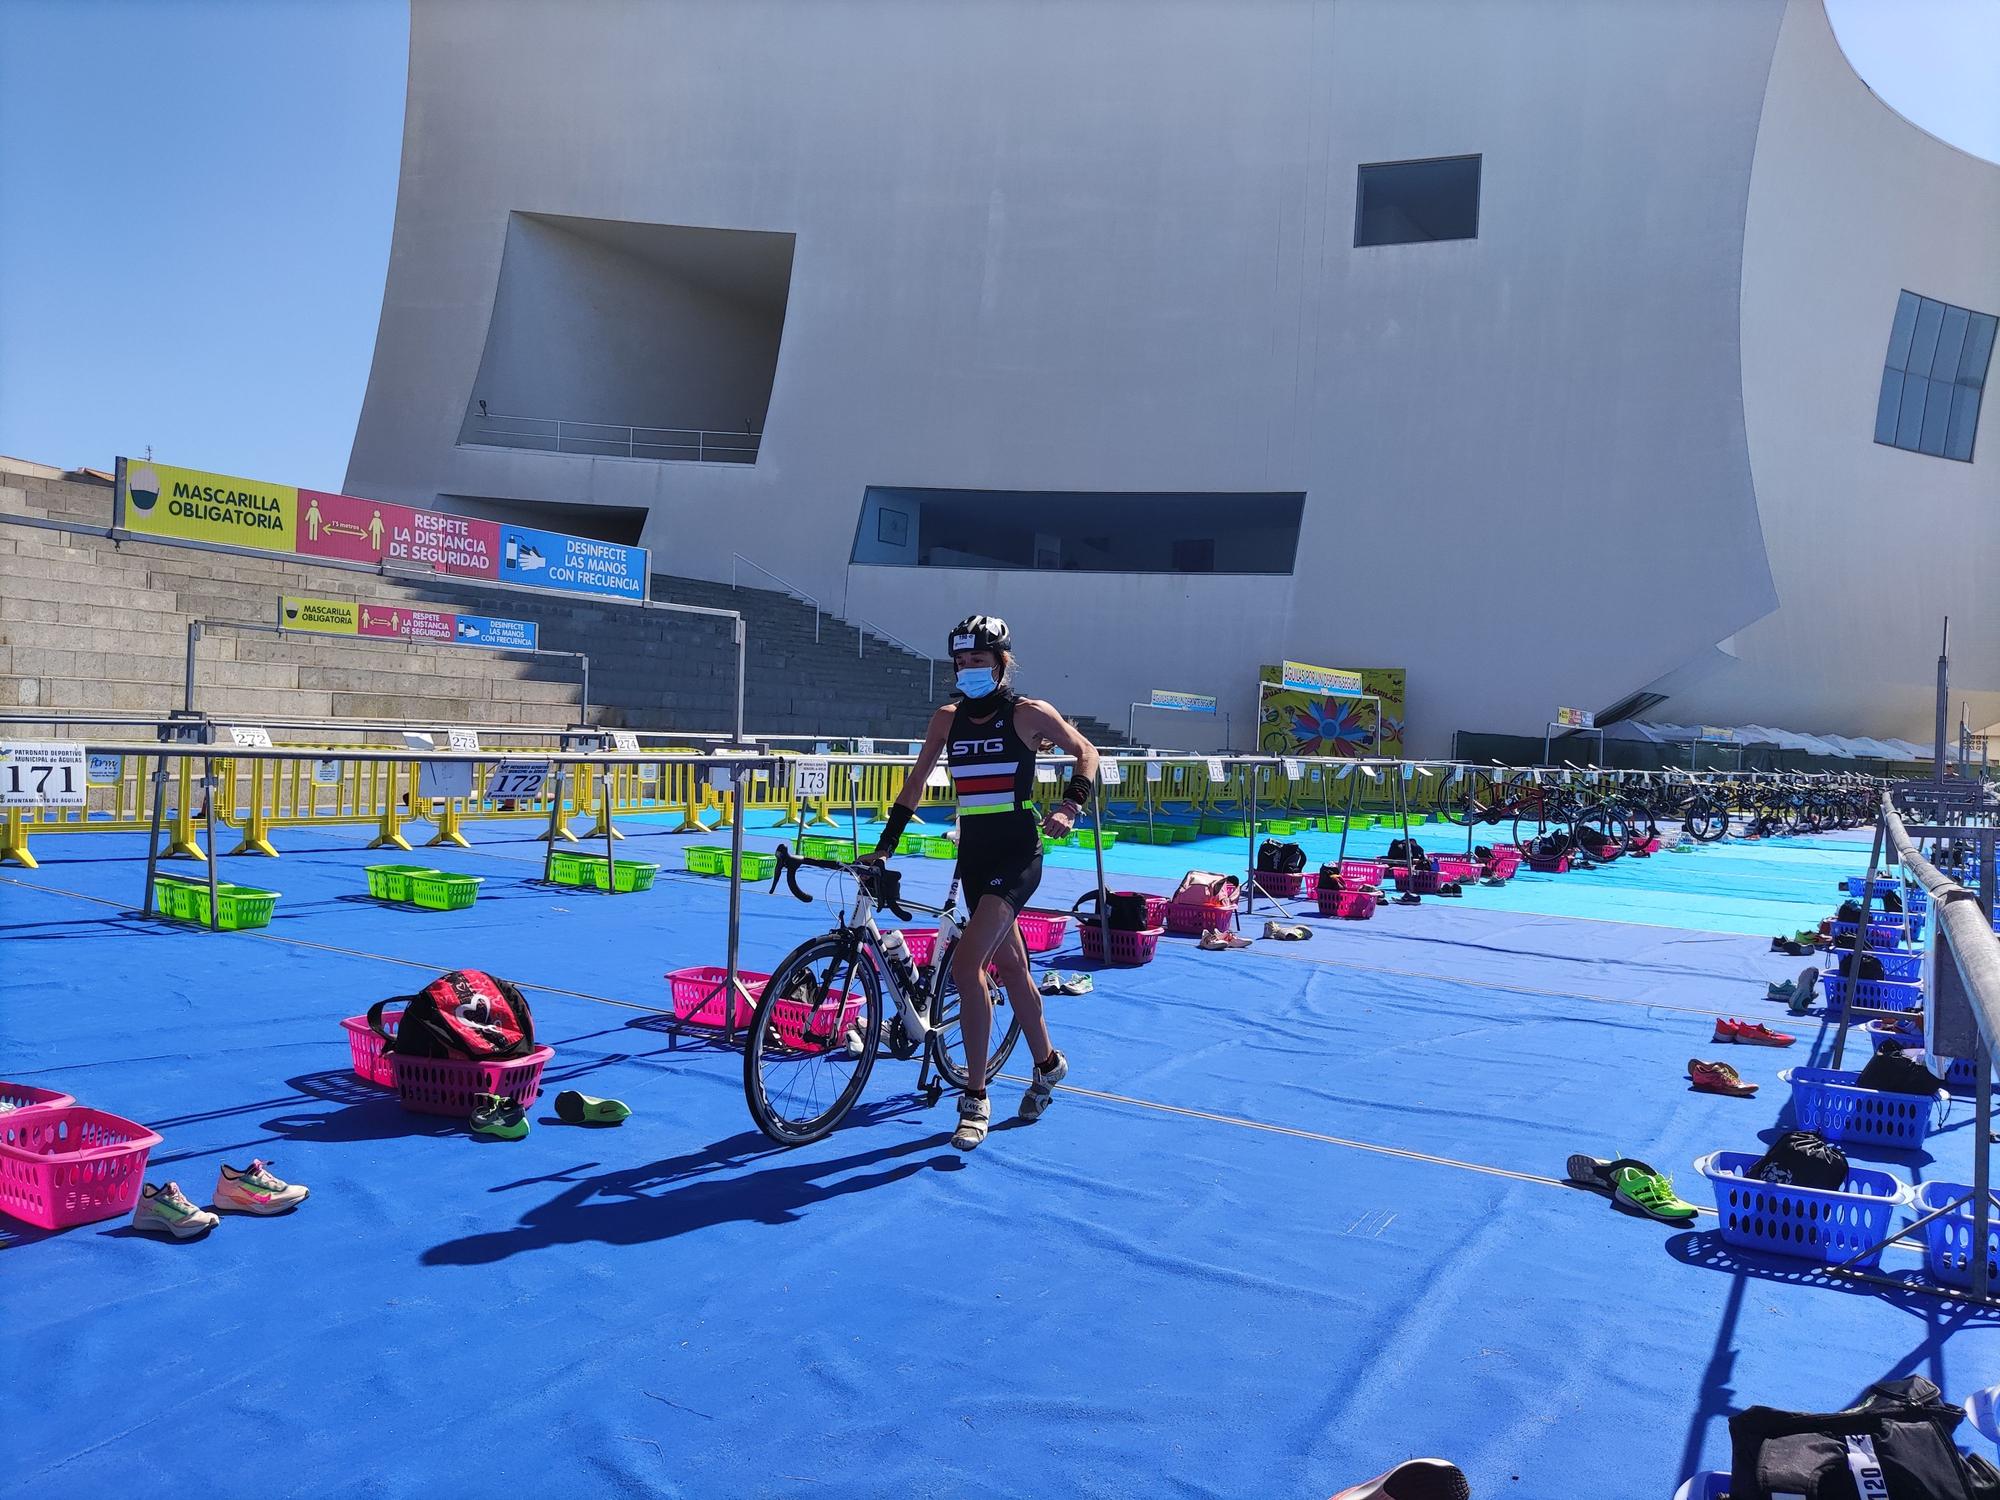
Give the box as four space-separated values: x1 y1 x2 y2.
1 0 1993 494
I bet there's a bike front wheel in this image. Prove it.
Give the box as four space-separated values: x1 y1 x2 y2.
927 936 1025 1091
743 934 885 1146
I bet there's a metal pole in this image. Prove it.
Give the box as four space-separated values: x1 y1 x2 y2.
603 763 618 894
1829 809 1886 1071
849 752 861 850
1935 617 1950 786
184 622 201 714
541 762 564 882
202 751 220 932
723 765 747 1045
1974 1029 1993 1300
141 751 167 917
733 617 747 746
1127 704 1136 746
579 655 591 728
1089 783 1111 955
1396 765 1415 896
1337 764 1358 865
1244 763 1258 917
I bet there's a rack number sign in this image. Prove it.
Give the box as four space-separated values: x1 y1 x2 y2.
0 742 86 807
488 760 550 800
793 756 830 798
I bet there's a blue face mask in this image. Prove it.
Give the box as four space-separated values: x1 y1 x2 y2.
956 667 998 699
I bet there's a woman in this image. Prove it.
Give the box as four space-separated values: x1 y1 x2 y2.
865 615 1099 1150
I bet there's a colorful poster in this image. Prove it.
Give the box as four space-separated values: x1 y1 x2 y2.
1258 665 1406 759
120 460 296 552
1149 689 1217 713
358 603 454 642
1278 660 1364 696
119 458 645 603
499 524 646 600
452 613 538 651
279 596 359 634
1555 707 1595 729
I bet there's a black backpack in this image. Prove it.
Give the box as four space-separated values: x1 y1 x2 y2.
1730 1377 2000 1500
1074 889 1153 933
1317 863 1345 892
369 969 536 1062
1257 839 1306 874
1384 838 1428 868
1856 1044 1946 1098
1879 887 1904 914
1745 1131 1847 1192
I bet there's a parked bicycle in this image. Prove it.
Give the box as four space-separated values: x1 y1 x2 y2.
742 844 1021 1144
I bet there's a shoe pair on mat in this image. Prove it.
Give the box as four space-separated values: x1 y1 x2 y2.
1566 1154 1698 1224
131 1160 309 1239
1688 1059 1758 1097
472 1089 630 1141
1038 970 1093 996
1713 1018 1794 1047
1262 920 1311 941
1766 967 1819 1014
1199 928 1252 950
1329 1457 1470 1499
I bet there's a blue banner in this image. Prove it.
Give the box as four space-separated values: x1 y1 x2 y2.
499 525 647 601
453 613 539 651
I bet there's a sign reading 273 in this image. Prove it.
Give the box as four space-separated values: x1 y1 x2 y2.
0 742 87 808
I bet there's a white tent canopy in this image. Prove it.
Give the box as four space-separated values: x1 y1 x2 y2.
1602 720 1931 761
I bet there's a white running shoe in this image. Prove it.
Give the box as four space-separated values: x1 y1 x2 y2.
1018 1050 1068 1122
1329 1458 1471 1500
131 1181 221 1239
212 1159 309 1215
951 1093 990 1151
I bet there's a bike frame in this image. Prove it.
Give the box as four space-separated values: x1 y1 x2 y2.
828 874 965 1045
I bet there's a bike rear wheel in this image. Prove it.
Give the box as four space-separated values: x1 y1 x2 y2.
743 934 885 1145
928 936 1025 1091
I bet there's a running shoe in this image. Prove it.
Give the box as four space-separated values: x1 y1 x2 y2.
1199 928 1252 950
951 1092 990 1151
1687 1059 1758 1098
1612 1164 1698 1223
553 1090 631 1126
1262 920 1312 940
1565 1153 1655 1194
1714 1018 1795 1047
469 1091 529 1140
1038 971 1093 996
131 1181 220 1239
1329 1458 1471 1500
212 1159 309 1215
1018 1049 1068 1122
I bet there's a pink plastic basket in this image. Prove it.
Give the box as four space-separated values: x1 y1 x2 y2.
1527 853 1571 873
897 928 940 967
769 989 866 1053
667 966 770 1029
1080 924 1163 966
1166 898 1235 936
340 1011 400 1088
1017 910 1071 953
392 1045 554 1118
0 1106 162 1231
1256 871 1323 899
1318 889 1379 920
1112 892 1170 927
1390 868 1443 894
1339 859 1386 887
1431 855 1478 882
1 1081 76 1147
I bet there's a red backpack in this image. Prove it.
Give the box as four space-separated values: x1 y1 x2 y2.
368 970 535 1061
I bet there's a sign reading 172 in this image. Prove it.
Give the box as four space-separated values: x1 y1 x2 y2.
0 742 87 808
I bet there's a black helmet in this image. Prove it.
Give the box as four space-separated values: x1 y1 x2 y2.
948 615 1010 655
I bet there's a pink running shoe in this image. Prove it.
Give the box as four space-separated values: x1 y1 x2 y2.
212 1159 310 1215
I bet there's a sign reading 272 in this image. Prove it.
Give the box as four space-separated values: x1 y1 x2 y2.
0 742 87 808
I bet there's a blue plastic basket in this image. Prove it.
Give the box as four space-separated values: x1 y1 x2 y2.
1818 968 1923 1015
1911 1181 2000 1291
1781 1066 1946 1149
1830 920 1910 950
1696 1150 1908 1268
1866 950 1924 984
1844 876 1903 900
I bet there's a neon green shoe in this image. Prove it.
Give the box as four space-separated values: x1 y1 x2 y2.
1613 1165 1698 1223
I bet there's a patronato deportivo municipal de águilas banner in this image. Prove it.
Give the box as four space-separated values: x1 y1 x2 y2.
1257 664 1406 759
118 459 646 602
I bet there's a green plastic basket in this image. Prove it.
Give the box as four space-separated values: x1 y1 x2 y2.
1202 818 1249 838
921 835 957 859
895 831 926 856
799 836 860 862
168 881 281 930
366 864 441 902
549 850 594 885
152 874 200 920
583 860 658 893
1071 828 1118 850
408 871 485 910
736 851 776 882
683 846 729 876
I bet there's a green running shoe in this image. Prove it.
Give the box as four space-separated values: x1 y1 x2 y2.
469 1091 529 1140
553 1090 630 1126
1613 1164 1697 1223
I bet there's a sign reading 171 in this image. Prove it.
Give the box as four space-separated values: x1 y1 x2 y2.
0 742 87 807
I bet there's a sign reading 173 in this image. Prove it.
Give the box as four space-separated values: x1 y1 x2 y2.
0 742 87 808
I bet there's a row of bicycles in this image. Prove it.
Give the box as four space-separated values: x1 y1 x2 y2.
1438 768 1884 851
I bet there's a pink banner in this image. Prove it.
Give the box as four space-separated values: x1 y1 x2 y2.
298 490 499 579
356 603 456 642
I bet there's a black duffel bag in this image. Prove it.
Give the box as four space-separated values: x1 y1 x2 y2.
1729 1376 2000 1499
1256 839 1307 875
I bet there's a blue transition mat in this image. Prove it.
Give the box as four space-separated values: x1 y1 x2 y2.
3 816 1997 1498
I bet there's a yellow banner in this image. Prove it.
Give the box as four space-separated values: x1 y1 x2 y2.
1258 665 1406 757
121 460 296 552
279 596 358 635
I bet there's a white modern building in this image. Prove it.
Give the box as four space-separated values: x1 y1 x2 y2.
348 0 2000 754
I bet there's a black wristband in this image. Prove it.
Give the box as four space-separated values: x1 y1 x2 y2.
1063 771 1092 806
874 803 914 857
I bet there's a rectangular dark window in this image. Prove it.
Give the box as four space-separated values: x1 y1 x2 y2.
1171 538 1216 573
1877 290 1992 463
1354 155 1480 247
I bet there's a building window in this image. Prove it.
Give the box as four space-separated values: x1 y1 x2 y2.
1875 290 1994 462
1354 155 1481 247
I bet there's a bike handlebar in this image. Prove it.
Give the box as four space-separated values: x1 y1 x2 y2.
768 843 923 922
